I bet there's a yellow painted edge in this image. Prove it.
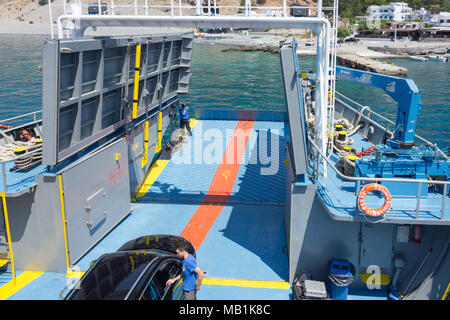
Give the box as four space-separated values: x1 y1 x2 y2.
181 118 199 137
57 175 70 273
442 282 450 300
0 271 43 300
0 192 15 284
0 259 8 268
135 160 170 198
141 121 149 168
174 279 183 291
155 111 162 153
189 119 199 130
136 119 199 198
360 273 391 285
65 271 85 279
132 44 141 119
202 277 290 290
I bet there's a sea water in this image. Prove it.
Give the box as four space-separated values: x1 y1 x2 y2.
0 35 448 150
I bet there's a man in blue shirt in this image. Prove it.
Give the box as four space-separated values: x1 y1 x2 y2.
166 242 204 300
179 103 192 136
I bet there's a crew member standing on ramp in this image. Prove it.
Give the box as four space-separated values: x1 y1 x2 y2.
166 242 204 300
179 103 192 136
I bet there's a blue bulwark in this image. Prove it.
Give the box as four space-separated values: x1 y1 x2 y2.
279 37 308 183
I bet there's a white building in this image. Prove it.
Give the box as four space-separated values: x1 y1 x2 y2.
366 2 412 22
427 12 450 27
406 7 427 20
367 3 450 27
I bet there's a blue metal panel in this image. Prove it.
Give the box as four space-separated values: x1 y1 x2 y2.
193 109 287 122
336 66 421 147
280 38 309 182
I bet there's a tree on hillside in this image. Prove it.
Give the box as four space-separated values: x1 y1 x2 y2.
337 26 351 38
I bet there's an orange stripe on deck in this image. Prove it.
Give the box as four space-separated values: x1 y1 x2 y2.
180 121 254 250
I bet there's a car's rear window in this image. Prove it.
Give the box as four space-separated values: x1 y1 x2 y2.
69 252 158 300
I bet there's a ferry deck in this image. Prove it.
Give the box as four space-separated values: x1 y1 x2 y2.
0 9 449 301
0 116 399 300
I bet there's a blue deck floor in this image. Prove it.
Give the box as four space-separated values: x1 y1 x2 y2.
137 120 289 206
0 161 47 194
1 120 404 300
1 120 293 300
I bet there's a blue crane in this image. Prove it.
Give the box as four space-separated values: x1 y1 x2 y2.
335 66 421 148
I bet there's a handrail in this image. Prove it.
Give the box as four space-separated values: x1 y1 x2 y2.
335 92 449 160
0 110 42 125
308 136 449 220
51 0 337 39
337 92 426 145
0 147 43 165
308 135 449 186
1 147 44 193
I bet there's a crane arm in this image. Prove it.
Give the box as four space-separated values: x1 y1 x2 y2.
336 66 421 148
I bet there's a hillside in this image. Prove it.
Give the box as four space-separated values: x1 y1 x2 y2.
2 0 447 31
324 0 450 19
0 0 316 25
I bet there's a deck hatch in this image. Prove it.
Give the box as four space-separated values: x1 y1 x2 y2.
85 188 107 230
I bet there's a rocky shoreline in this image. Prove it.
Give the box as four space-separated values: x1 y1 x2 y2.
215 41 450 60
221 44 281 54
368 45 450 58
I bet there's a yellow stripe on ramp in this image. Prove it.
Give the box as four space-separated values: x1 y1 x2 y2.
0 271 43 300
135 119 200 199
65 271 85 279
202 277 290 290
189 119 199 130
136 160 170 198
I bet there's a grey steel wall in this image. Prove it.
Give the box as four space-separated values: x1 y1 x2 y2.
286 144 450 296
127 102 176 196
0 32 193 273
0 137 131 273
42 33 193 166
61 137 131 264
1 177 67 272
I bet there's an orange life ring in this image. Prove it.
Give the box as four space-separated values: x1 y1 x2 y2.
358 183 392 217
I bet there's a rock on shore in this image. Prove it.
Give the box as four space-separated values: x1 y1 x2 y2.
222 44 280 54
368 45 450 58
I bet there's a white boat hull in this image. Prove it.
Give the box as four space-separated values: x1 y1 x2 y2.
428 55 448 62
410 56 427 61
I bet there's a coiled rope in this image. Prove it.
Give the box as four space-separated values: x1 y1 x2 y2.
0 129 42 168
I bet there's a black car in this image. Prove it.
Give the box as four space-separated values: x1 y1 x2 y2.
64 235 195 300
88 3 108 15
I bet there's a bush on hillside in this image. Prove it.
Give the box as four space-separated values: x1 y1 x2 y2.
337 27 351 38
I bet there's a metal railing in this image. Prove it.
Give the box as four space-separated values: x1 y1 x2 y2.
0 110 42 128
307 132 449 222
0 110 44 194
335 92 449 160
47 0 338 39
0 193 15 285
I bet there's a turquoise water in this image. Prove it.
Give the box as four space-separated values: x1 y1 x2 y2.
0 35 448 149
0 35 43 121
183 44 449 150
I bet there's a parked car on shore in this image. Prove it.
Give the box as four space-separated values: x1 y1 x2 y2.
88 2 108 15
